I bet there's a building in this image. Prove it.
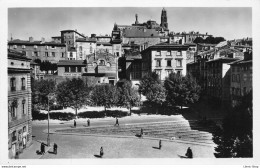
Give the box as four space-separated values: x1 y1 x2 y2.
30 61 45 80
75 37 97 60
205 57 240 108
169 31 212 44
8 49 32 159
60 29 86 51
57 60 87 78
8 37 67 63
83 49 118 85
229 51 252 107
141 43 189 81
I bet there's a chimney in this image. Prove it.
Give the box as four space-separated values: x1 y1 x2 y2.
206 32 208 35
29 37 34 42
91 34 96 38
41 37 45 43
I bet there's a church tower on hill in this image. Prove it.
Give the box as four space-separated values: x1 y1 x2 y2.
160 8 168 30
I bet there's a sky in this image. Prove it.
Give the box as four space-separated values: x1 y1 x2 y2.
8 7 252 42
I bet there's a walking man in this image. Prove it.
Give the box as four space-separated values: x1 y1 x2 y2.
41 142 45 155
114 117 119 126
53 143 58 155
87 119 90 127
185 147 193 158
74 120 76 127
159 140 162 149
100 147 104 158
140 128 143 138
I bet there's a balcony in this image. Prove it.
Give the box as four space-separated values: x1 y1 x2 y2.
11 87 16 91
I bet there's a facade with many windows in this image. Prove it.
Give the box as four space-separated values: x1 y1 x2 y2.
229 51 252 107
8 49 32 159
8 37 66 63
141 44 189 81
57 60 87 77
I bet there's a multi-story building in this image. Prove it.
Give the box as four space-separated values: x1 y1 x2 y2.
141 43 189 81
229 51 252 107
169 31 212 44
8 49 32 159
75 37 97 60
8 37 67 63
60 29 86 51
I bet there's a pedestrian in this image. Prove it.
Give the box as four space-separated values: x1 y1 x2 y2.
74 120 76 127
185 147 193 158
100 147 104 157
87 119 90 127
23 137 26 149
140 128 143 137
15 151 19 159
41 142 45 155
114 117 119 126
53 143 58 155
159 140 162 149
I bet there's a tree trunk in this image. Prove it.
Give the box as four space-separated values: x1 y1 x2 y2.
75 108 78 118
129 107 132 116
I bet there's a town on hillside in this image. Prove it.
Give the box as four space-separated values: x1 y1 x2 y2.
7 8 253 160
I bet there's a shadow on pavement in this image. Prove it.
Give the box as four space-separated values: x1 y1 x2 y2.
152 146 160 150
94 154 102 158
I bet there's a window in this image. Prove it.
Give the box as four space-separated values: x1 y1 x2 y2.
155 70 161 80
21 77 25 90
13 45 17 49
167 50 171 56
11 99 17 119
177 70 182 76
167 60 172 67
165 70 173 77
79 46 83 51
10 77 16 91
11 62 14 66
236 74 240 82
231 87 235 95
45 46 49 49
90 46 93 53
116 52 119 57
12 131 17 142
62 52 64 58
51 46 56 49
34 51 38 57
22 45 26 49
156 60 161 67
65 67 69 72
52 52 55 57
243 87 247 96
176 60 182 67
70 66 76 72
99 60 105 66
22 99 26 114
77 67 81 72
45 52 49 57
177 50 182 56
70 52 73 57
156 51 161 56
23 126 26 132
34 45 37 49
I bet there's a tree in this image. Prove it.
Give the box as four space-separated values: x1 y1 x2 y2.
91 84 118 112
164 73 201 109
146 82 166 114
193 37 204 44
213 91 252 158
116 79 141 115
56 78 90 117
214 37 225 44
32 79 56 110
139 71 160 96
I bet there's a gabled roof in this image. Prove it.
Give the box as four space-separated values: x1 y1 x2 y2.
122 28 160 38
57 60 86 66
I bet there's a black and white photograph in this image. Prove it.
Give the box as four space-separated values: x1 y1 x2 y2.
1 0 260 167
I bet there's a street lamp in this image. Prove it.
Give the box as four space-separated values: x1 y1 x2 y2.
47 93 55 146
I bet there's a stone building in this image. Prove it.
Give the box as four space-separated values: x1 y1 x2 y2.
75 37 97 60
229 51 252 107
8 49 32 159
83 49 117 85
57 60 87 78
8 37 67 63
141 43 189 81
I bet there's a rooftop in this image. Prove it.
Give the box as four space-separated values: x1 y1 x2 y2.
8 39 66 46
122 28 160 38
8 49 31 61
57 60 86 66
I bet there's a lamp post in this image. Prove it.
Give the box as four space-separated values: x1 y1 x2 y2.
47 93 55 146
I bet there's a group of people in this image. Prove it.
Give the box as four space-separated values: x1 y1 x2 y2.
40 142 58 155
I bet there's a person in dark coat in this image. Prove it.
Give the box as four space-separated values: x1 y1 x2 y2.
100 147 104 157
87 119 90 127
41 142 45 155
53 143 58 155
140 128 143 137
114 118 119 126
159 140 162 149
74 120 76 127
185 147 193 158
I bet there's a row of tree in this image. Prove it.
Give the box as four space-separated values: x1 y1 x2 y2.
193 36 225 44
34 59 57 74
139 72 201 112
32 78 141 116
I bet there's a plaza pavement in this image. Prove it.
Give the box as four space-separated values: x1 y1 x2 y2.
18 114 218 159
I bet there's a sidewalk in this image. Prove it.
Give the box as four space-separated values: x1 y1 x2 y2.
19 139 52 159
